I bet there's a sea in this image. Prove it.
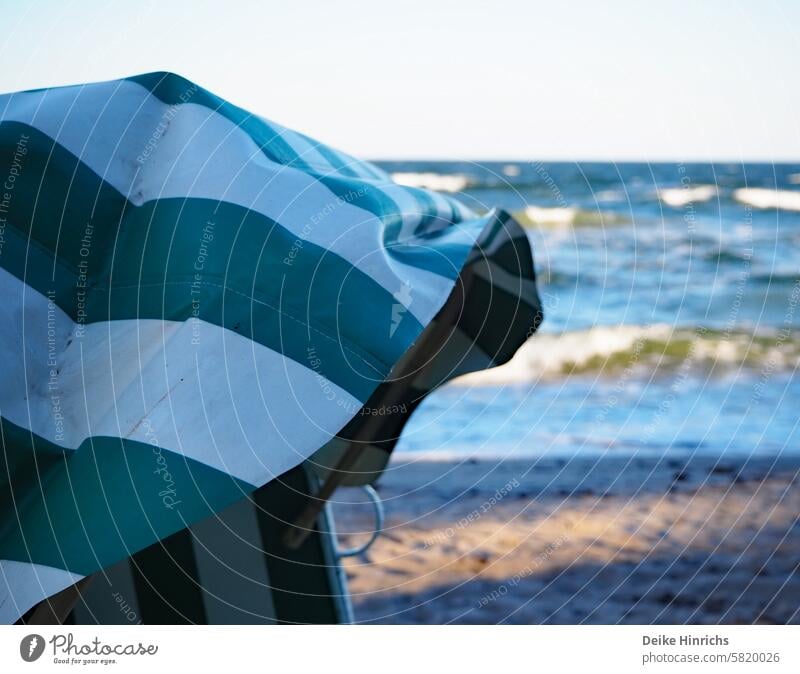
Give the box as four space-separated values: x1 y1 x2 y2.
373 161 800 461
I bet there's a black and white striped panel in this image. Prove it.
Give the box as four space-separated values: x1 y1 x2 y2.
70 467 350 625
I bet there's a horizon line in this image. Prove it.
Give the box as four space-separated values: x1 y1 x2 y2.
367 157 800 165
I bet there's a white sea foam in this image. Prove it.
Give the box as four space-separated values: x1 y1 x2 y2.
596 189 624 203
453 325 670 384
734 187 800 211
658 185 718 207
519 205 626 228
502 164 521 177
523 205 578 226
451 324 800 385
391 172 471 193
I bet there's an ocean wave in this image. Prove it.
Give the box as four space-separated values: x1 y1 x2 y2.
452 325 800 385
515 205 628 228
595 189 626 203
750 271 800 286
702 247 752 264
391 171 472 193
734 188 800 211
658 185 718 207
522 206 578 226
538 268 581 287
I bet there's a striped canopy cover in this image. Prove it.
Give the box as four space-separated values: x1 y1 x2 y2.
0 72 541 623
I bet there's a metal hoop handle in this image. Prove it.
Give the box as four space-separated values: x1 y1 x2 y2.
333 485 384 558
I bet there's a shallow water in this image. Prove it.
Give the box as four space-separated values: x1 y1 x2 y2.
375 161 800 460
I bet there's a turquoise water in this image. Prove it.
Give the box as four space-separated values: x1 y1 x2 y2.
375 162 800 460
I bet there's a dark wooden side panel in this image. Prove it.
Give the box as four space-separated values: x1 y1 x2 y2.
252 466 341 624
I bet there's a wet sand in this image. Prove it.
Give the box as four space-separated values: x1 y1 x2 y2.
333 455 800 624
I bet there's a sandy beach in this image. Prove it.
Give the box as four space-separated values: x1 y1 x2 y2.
334 455 800 624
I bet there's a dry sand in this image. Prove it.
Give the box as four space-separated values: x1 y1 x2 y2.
332 455 800 624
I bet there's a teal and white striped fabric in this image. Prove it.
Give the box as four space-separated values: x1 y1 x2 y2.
0 72 541 623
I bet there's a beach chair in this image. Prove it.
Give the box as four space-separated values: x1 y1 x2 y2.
2 73 541 626
20 257 539 625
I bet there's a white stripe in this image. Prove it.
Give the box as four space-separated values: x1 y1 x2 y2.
0 559 83 624
0 267 360 484
0 79 462 324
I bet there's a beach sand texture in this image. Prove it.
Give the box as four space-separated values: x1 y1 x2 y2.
333 456 800 624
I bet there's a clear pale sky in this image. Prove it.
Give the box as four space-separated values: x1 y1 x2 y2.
1 0 797 161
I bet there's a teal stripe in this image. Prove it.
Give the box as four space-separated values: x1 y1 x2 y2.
409 186 447 237
313 174 404 236
0 123 126 273
126 72 476 264
0 417 254 575
385 217 489 279
0 122 423 400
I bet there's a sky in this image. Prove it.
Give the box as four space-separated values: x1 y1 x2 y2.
0 0 798 161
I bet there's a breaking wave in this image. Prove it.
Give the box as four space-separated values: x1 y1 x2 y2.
658 185 718 207
734 188 800 211
515 206 629 228
453 324 800 385
391 171 472 193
